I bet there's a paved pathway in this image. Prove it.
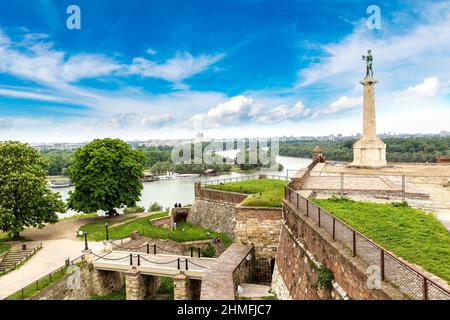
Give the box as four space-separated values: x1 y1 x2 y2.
0 212 164 299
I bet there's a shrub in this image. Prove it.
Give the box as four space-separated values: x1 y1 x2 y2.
158 277 174 294
123 206 145 214
316 266 334 290
149 202 162 212
201 244 216 257
391 201 410 208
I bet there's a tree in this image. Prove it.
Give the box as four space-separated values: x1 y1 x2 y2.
0 142 66 238
67 138 146 216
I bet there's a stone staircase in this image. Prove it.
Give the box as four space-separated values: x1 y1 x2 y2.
0 243 42 274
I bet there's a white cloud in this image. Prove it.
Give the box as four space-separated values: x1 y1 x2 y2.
403 77 440 98
188 95 259 128
298 3 450 89
257 101 312 124
146 48 157 55
315 96 363 116
127 51 225 83
0 87 69 103
98 112 174 130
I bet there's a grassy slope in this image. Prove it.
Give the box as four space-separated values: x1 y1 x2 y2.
78 212 232 245
207 179 286 208
313 198 450 283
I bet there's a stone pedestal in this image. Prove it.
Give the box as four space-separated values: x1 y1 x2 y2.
125 267 159 300
350 77 387 168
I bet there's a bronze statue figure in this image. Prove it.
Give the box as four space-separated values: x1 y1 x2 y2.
362 49 373 78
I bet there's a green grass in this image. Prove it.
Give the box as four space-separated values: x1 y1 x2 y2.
90 287 126 300
58 212 98 221
313 197 450 283
0 243 11 255
207 179 286 208
78 213 232 245
6 266 70 300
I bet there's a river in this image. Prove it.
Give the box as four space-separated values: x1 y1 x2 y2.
55 156 311 218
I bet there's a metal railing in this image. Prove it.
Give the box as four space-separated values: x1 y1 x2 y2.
200 172 294 187
4 254 85 300
0 242 43 277
94 252 208 271
284 186 450 300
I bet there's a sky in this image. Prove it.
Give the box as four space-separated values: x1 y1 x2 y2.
0 0 449 142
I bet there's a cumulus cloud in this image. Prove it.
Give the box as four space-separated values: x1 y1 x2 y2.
126 51 225 83
315 96 362 116
188 95 259 128
403 77 440 98
257 101 312 124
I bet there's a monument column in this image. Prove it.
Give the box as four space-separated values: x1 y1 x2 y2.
361 78 378 140
350 50 387 168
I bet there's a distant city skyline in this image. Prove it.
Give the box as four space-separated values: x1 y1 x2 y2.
0 0 450 142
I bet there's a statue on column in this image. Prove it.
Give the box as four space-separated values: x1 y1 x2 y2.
362 49 374 78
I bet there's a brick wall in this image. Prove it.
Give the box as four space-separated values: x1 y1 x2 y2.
200 244 255 300
271 200 404 300
234 205 282 259
188 198 237 237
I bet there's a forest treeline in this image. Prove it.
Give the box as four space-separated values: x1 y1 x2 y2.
279 137 450 163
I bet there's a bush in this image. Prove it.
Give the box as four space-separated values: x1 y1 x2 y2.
316 266 334 290
201 244 216 257
149 202 162 212
123 206 145 214
158 277 174 294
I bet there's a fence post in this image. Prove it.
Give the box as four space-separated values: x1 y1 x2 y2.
198 247 201 258
318 208 321 227
185 259 189 271
402 175 406 203
423 278 428 300
129 254 133 265
380 249 385 281
177 258 180 270
306 199 309 217
153 244 157 254
352 231 356 257
137 255 140 266
146 242 150 254
332 218 335 240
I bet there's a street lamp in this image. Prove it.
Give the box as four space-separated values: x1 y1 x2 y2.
84 231 88 251
105 222 109 241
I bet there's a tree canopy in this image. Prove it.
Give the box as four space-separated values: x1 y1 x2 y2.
67 138 146 215
0 141 65 238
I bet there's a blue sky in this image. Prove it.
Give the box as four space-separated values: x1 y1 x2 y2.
0 0 449 142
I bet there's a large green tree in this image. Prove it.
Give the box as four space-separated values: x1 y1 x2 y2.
68 138 146 216
0 142 66 238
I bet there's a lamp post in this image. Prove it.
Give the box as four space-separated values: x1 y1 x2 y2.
105 222 109 241
84 231 88 251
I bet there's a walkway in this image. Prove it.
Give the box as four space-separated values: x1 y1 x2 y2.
0 213 153 299
92 250 216 280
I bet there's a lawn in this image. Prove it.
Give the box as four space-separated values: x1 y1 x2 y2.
207 179 286 208
313 197 450 283
0 243 11 255
78 212 232 245
6 266 70 300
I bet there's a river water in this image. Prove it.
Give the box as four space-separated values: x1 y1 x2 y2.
55 156 311 218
